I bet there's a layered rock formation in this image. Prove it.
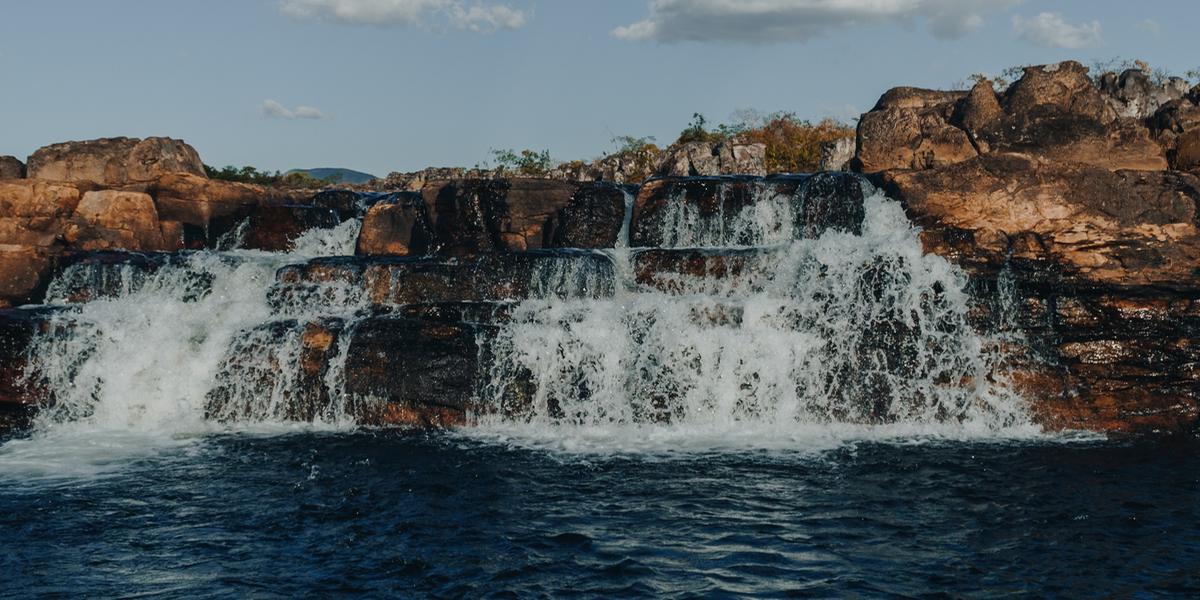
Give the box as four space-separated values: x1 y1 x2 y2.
0 138 338 307
3 60 1199 437
859 61 1200 433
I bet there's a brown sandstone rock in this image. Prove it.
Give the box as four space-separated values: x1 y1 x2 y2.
0 156 25 180
26 137 205 186
65 190 166 251
148 173 276 228
357 193 432 256
1003 61 1117 125
882 153 1200 288
0 245 53 305
855 88 976 172
0 179 83 247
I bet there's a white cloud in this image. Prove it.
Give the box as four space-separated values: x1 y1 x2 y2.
1136 18 1160 36
611 0 1019 43
1012 12 1102 49
280 0 527 31
261 100 326 120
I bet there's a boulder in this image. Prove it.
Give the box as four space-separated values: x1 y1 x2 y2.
657 141 767 177
26 137 205 186
818 137 855 171
233 205 342 252
1099 69 1190 119
403 179 628 255
64 190 167 251
0 156 25 180
1149 98 1200 172
854 87 976 173
356 193 433 256
148 173 276 229
0 179 83 247
1002 61 1117 124
952 80 1004 151
0 245 53 306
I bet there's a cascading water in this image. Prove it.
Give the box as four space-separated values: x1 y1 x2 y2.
23 219 365 436
6 176 1041 468
474 180 1037 451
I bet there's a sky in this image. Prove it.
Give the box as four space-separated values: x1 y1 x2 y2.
1 0 1196 177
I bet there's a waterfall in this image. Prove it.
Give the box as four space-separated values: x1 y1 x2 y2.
474 184 1036 450
24 219 364 435
9 176 1039 459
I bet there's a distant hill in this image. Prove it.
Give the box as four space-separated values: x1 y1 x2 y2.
286 167 378 185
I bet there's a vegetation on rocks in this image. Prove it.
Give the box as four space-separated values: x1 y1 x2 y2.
204 164 339 188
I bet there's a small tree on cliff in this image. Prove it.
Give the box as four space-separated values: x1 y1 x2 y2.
491 148 553 176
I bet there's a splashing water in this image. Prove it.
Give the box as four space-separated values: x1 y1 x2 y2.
473 189 1039 452
1 220 364 477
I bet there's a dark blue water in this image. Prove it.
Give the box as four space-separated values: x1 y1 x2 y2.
1 431 1197 598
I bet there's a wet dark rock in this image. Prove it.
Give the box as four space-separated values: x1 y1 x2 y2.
794 172 867 237
630 174 868 247
272 251 615 309
0 308 58 433
543 183 630 249
632 248 776 294
341 315 490 426
45 251 228 303
425 179 626 253
206 318 348 423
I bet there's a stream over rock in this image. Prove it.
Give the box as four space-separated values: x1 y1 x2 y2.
2 173 1044 442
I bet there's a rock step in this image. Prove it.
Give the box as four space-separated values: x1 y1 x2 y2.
271 251 617 309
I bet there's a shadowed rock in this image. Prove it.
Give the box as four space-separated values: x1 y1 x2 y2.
0 156 25 180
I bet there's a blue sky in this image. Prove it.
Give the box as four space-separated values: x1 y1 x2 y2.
1 1 1195 176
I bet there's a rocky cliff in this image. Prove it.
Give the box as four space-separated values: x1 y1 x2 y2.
857 61 1200 433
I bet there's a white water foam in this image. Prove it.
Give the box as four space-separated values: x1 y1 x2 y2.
470 189 1045 454
0 220 363 480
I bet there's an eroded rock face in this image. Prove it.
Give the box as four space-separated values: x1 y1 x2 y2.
856 61 1168 173
0 156 25 180
855 88 976 172
657 141 767 177
26 137 205 186
357 179 630 256
880 153 1200 433
1099 69 1191 119
65 190 167 251
882 153 1200 288
0 308 57 433
273 252 615 308
148 173 277 229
